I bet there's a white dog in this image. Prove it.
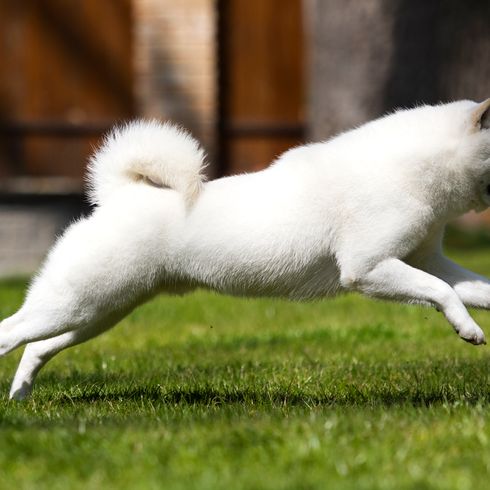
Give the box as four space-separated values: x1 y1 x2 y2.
2 99 490 400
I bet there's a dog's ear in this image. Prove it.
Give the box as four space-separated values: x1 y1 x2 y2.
472 98 490 130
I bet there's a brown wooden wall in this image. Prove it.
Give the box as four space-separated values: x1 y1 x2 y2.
0 0 305 185
0 0 133 185
218 0 305 175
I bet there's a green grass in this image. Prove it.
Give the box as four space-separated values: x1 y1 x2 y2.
1 248 490 489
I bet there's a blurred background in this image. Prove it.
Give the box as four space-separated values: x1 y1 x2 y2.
0 0 489 276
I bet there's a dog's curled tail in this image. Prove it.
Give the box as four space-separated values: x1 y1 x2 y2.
87 120 207 207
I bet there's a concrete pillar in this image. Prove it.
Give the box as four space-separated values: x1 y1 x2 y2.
306 0 490 141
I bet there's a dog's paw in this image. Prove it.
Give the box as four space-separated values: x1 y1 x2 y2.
458 325 486 346
9 381 32 401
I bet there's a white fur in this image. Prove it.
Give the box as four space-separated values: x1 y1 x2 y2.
4 99 490 400
86 120 207 206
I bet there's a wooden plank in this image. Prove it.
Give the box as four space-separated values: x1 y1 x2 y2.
219 0 305 174
0 0 133 182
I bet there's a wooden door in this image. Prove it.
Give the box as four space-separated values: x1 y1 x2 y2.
218 0 305 175
0 0 133 189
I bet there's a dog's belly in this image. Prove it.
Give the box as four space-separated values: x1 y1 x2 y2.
219 260 341 300
182 250 341 300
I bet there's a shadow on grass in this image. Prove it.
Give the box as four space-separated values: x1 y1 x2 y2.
1 363 489 430
54 384 490 409
38 358 490 409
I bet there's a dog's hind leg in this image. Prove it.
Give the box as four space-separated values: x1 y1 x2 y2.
0 315 74 358
9 325 109 400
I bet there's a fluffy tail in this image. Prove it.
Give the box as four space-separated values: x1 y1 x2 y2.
87 120 207 206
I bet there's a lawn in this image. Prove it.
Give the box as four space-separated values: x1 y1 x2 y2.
1 245 490 489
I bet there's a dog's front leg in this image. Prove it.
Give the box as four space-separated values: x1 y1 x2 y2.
341 258 486 345
414 254 490 310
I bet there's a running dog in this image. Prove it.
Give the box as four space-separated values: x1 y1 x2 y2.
3 99 490 400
